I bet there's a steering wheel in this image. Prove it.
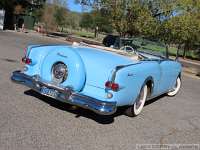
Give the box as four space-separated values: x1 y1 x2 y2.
120 45 136 54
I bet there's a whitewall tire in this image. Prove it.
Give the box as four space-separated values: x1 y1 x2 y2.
125 85 148 117
167 77 181 96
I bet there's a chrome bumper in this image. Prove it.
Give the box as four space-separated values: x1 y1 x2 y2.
11 71 117 115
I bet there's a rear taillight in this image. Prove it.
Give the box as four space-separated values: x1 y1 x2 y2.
24 48 27 56
22 47 32 64
22 57 32 65
105 81 119 91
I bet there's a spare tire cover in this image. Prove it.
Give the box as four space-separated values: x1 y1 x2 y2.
40 47 86 91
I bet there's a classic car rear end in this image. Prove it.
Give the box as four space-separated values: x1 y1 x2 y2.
11 44 182 116
11 45 139 115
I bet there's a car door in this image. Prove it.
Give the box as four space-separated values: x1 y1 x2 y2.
158 60 177 93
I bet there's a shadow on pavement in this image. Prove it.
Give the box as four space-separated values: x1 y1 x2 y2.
24 89 164 124
145 94 166 106
24 90 126 124
1 58 19 63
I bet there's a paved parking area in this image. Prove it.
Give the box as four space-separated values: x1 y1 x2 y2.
0 31 200 150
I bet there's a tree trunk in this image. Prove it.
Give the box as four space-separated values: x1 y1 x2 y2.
165 44 169 59
183 46 187 59
4 7 14 30
94 28 97 38
176 44 181 60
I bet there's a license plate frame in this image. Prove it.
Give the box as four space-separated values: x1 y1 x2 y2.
40 86 58 98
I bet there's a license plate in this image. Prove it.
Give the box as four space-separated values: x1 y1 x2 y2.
40 87 58 98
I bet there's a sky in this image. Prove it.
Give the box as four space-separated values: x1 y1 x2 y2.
47 0 91 12
68 0 83 12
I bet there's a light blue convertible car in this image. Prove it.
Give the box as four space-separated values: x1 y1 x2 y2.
11 43 182 116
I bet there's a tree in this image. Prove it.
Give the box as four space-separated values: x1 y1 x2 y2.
106 0 159 37
76 0 158 37
126 1 158 37
41 0 69 32
77 0 200 60
54 6 68 31
79 9 112 33
51 0 68 31
0 0 14 9
80 12 94 29
66 12 81 30
158 0 200 58
41 3 57 32
28 0 46 22
0 0 46 29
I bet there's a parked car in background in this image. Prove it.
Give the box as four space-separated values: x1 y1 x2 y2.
102 35 118 47
11 43 182 116
103 35 139 50
103 35 167 55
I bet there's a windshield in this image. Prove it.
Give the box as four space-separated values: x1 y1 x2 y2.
126 37 167 59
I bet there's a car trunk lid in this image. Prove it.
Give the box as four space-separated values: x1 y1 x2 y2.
75 47 138 89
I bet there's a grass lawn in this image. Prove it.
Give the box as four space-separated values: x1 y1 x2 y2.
132 38 199 60
64 28 199 60
65 28 106 41
73 30 94 38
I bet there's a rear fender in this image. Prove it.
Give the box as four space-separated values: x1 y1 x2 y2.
111 61 160 106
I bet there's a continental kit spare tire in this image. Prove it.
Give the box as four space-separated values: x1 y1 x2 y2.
40 46 86 92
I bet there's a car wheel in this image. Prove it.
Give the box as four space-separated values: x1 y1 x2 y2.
167 77 181 96
125 85 148 117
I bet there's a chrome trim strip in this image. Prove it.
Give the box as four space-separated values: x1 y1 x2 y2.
11 71 117 115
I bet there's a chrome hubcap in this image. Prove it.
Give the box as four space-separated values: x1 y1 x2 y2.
52 62 68 84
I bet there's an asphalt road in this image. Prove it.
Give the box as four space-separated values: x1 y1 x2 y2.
180 59 200 73
0 31 200 150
